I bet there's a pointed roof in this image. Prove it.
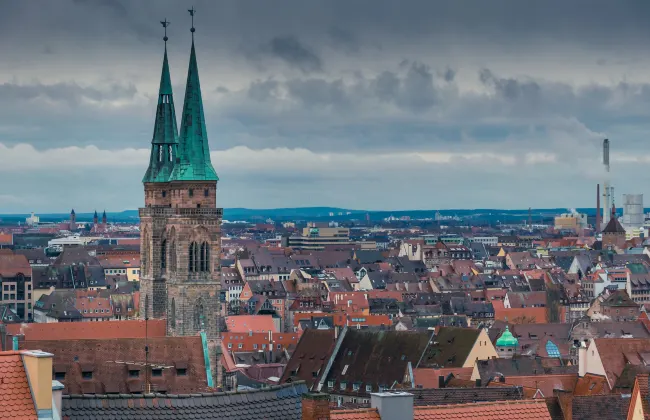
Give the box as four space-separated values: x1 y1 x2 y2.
602 217 626 234
71 209 75 215
142 45 179 183
169 40 219 182
102 210 107 218
94 210 98 218
496 326 519 347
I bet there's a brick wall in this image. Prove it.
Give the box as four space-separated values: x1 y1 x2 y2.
302 393 330 420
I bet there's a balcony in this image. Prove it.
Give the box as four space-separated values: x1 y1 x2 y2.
139 207 223 218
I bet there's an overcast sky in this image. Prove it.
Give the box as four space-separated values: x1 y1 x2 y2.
2 0 650 213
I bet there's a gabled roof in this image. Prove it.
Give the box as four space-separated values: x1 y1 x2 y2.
592 338 650 388
225 315 277 333
5 319 166 342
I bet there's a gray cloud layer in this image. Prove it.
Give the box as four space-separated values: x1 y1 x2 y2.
1 0 650 211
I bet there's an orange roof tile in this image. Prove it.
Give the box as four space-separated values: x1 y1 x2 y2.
225 315 278 333
221 331 301 352
412 399 552 419
0 351 37 419
573 373 610 395
331 408 381 420
5 319 166 342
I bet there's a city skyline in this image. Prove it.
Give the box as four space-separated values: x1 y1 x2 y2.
3 0 650 212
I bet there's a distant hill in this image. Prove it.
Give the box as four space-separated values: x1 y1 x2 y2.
0 206 630 224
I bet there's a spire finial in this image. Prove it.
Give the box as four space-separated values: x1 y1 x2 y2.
161 18 170 44
188 6 196 39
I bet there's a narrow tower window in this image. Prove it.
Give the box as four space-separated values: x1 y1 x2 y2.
161 239 167 271
189 189 194 197
204 188 209 197
159 145 163 162
169 145 173 162
189 242 195 272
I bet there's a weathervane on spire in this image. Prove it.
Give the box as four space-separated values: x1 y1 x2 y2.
161 18 170 44
188 6 196 38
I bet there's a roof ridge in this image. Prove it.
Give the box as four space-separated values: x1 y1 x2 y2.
62 380 307 399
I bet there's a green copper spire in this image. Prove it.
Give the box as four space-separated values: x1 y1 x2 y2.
169 11 218 182
143 20 179 184
496 326 519 347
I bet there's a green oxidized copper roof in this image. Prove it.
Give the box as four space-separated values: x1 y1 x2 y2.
496 326 519 347
169 40 219 182
142 46 179 183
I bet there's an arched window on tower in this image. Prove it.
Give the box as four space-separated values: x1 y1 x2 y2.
194 298 205 331
158 145 163 162
204 241 210 273
170 239 176 271
168 145 173 162
189 242 195 272
161 239 167 272
200 242 206 272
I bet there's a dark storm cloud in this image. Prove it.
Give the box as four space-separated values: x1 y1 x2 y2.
261 36 323 73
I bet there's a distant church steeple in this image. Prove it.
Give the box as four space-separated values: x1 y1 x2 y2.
142 18 179 184
93 210 99 225
102 210 107 225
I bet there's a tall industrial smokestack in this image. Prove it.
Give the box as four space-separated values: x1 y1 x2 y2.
602 139 611 228
596 184 601 232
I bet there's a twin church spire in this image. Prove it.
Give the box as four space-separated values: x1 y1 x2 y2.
143 10 218 184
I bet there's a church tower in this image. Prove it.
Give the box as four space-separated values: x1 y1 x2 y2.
139 14 222 344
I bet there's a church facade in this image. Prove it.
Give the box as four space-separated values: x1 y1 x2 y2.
139 26 222 344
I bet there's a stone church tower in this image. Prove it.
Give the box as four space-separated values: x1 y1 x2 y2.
139 19 222 344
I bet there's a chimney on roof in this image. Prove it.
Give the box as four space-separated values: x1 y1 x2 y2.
22 350 55 418
301 392 330 420
371 391 414 420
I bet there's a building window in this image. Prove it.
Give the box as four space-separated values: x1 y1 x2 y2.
328 381 334 389
54 372 66 381
82 371 93 380
253 344 258 349
152 369 163 377
176 368 187 376
128 369 140 378
228 343 232 349
353 383 360 391
204 188 209 197
340 382 346 390
162 191 166 198
366 384 372 392
238 344 243 349
189 189 194 197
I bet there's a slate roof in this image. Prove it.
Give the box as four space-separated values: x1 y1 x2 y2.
571 394 631 420
408 386 523 406
418 327 481 368
279 329 336 389
602 217 626 234
0 351 37 419
476 358 577 383
325 330 431 395
61 382 309 420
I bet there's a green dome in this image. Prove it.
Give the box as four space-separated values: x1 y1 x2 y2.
496 326 519 347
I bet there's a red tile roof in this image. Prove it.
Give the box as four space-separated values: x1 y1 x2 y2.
221 331 300 353
593 338 650 388
0 351 37 419
0 233 13 245
5 319 166 341
225 315 278 333
412 399 552 419
0 252 31 277
573 373 609 395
